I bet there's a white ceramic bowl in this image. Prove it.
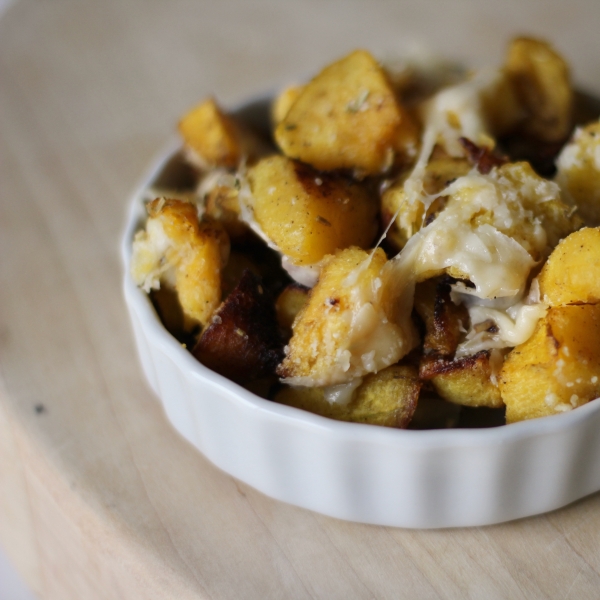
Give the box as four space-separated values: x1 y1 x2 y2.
122 100 600 529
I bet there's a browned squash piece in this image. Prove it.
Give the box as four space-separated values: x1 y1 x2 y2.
504 37 573 142
275 49 418 175
248 155 378 266
420 352 504 409
193 270 283 383
479 72 524 138
413 278 468 359
537 227 600 306
275 364 421 428
221 251 261 298
415 279 502 409
499 304 600 423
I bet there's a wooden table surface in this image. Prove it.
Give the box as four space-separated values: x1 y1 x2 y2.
2 1 600 598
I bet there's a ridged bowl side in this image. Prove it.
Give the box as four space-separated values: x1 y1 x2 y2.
121 136 600 529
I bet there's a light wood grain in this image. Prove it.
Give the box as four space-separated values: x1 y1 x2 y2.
2 1 600 598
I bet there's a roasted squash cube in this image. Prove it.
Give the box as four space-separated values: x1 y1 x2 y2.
499 304 600 422
193 270 283 383
131 199 229 330
415 279 502 409
278 247 417 386
179 98 243 168
413 278 468 359
538 227 600 306
421 352 504 409
248 155 378 265
179 98 269 169
271 85 304 125
275 49 417 174
276 364 420 428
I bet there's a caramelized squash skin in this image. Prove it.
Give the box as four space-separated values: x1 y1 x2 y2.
193 270 284 384
415 279 503 409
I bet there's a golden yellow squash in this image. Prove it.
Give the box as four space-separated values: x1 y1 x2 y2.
278 247 416 386
131 199 229 330
537 227 600 306
500 304 600 423
248 155 378 265
178 98 243 168
275 49 417 175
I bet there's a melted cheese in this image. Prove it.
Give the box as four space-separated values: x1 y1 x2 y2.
195 61 561 389
280 257 321 288
453 277 547 357
381 165 556 357
402 68 502 212
408 168 553 297
131 218 176 292
281 248 417 387
299 153 555 386
456 301 547 357
322 378 363 405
